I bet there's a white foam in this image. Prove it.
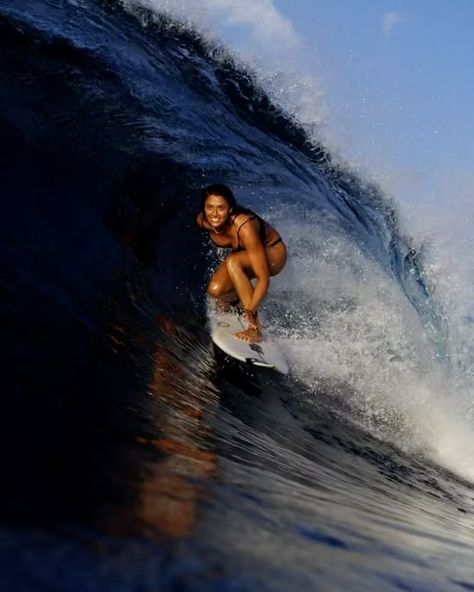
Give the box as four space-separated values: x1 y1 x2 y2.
265 204 474 482
121 0 474 481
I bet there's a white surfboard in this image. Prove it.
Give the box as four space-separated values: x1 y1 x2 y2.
209 310 288 374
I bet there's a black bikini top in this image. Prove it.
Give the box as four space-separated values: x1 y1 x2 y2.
200 209 282 251
207 211 264 251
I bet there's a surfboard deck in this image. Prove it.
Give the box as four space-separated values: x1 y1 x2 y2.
209 310 288 374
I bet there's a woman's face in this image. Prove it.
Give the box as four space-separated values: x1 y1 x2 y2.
204 194 232 229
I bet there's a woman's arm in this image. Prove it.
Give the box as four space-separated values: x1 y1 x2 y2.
239 223 270 312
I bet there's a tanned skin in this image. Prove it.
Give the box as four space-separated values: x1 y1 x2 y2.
197 193 287 343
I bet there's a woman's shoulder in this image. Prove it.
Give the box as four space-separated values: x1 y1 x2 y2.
233 209 258 226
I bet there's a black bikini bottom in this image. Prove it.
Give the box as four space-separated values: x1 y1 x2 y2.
267 236 283 248
232 236 283 253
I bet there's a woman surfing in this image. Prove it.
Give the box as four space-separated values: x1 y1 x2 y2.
197 184 287 343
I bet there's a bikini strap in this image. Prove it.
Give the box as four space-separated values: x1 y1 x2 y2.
236 214 257 248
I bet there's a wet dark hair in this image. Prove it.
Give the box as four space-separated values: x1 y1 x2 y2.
201 184 237 210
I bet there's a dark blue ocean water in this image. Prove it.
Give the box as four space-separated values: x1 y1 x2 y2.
1 1 474 590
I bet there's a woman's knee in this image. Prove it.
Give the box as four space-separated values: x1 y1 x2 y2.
207 280 225 299
225 253 241 275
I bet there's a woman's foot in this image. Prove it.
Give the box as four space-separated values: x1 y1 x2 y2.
234 310 263 343
234 326 263 343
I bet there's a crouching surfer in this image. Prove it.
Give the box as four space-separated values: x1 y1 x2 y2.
197 184 287 343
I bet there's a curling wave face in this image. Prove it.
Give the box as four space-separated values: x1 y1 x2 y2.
1 1 474 590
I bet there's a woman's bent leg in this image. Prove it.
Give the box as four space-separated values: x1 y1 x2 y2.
225 255 255 311
223 242 287 307
207 243 286 301
207 260 236 300
207 243 287 342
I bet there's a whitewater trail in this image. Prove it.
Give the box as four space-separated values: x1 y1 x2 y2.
1 1 474 590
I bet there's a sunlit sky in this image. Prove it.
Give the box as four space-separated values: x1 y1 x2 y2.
273 0 474 203
171 0 474 205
